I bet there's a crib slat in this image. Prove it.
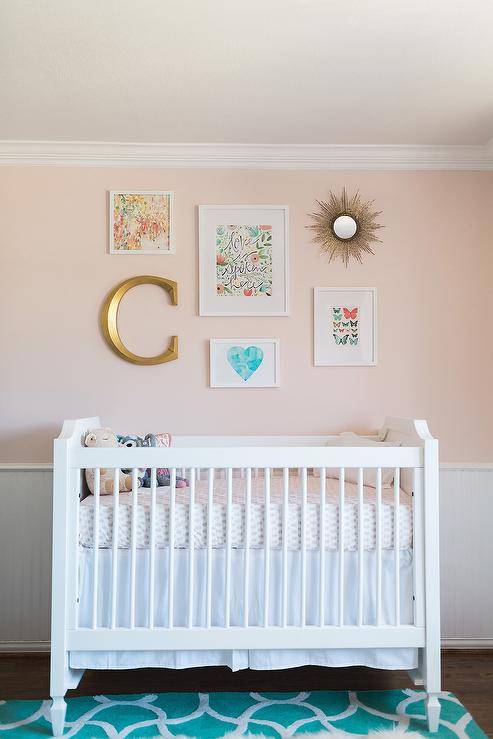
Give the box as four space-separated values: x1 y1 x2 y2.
376 467 382 627
188 467 196 629
319 469 326 627
168 468 176 628
264 467 271 627
110 468 120 629
225 467 233 628
394 467 401 627
91 468 100 630
282 467 289 628
300 467 307 627
74 469 81 629
357 467 364 627
412 467 425 628
243 467 252 628
338 468 345 627
129 468 138 629
148 467 157 628
206 468 214 629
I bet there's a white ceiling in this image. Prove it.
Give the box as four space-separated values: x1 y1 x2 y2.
1 0 493 146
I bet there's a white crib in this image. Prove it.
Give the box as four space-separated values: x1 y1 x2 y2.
50 416 441 735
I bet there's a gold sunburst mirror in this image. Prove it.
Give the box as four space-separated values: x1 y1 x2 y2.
307 188 384 267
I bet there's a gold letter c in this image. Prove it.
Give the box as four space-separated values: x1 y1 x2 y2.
101 275 178 365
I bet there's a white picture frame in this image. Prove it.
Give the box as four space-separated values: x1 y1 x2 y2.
199 205 289 316
314 287 377 366
210 338 280 388
109 190 174 254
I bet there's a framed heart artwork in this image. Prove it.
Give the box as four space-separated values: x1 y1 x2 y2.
313 287 377 366
209 339 280 388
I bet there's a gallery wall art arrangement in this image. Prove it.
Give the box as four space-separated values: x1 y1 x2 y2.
103 194 380 378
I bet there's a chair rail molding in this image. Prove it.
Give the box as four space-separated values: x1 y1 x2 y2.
1 141 493 170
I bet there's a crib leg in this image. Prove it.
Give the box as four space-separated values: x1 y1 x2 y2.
407 668 424 686
426 693 441 733
50 697 67 737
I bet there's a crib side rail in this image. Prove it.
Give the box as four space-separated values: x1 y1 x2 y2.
71 445 422 470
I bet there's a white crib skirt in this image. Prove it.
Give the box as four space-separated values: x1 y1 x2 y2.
71 547 417 671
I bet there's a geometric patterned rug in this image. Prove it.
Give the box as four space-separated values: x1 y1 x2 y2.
0 690 487 737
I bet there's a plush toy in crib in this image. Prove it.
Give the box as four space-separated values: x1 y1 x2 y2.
84 428 142 495
117 432 188 488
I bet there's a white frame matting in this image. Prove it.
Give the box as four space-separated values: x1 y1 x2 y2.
314 287 377 366
199 205 289 316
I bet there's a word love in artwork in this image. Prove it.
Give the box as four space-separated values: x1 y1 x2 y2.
216 224 272 297
332 306 359 346
227 345 264 381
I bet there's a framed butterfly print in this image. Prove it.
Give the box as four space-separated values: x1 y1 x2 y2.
313 288 377 366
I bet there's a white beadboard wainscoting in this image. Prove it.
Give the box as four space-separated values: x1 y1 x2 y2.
0 465 491 651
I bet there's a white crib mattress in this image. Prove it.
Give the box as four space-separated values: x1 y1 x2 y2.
79 474 412 551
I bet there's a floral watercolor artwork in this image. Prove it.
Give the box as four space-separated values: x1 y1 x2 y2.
215 224 272 297
111 192 173 253
332 306 359 346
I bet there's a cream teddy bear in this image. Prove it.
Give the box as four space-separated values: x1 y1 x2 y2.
84 427 141 495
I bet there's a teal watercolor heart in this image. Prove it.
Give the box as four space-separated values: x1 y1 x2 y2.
227 345 264 381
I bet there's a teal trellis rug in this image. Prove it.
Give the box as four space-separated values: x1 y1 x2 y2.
0 690 486 738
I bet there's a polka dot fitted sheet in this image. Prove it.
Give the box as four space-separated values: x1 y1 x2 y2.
79 473 413 551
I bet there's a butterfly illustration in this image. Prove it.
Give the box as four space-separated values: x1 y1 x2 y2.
333 321 341 328
333 334 349 345
343 307 358 320
349 337 358 345
350 320 358 327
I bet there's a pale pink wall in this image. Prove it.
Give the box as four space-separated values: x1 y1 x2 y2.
1 167 492 462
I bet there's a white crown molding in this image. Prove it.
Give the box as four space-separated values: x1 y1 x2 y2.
1 140 493 170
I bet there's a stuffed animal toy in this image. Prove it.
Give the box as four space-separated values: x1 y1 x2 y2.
117 432 188 488
84 428 142 495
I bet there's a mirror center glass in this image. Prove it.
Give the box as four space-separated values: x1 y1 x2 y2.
333 214 357 240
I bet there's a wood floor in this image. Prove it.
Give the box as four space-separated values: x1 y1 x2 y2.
0 651 492 735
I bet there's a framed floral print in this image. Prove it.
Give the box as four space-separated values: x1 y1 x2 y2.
109 191 174 254
199 205 289 316
314 287 377 366
210 338 280 388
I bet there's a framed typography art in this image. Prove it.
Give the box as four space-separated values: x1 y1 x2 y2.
313 287 377 366
199 205 289 316
109 191 174 254
210 338 280 388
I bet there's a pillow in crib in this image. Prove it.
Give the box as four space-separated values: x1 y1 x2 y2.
314 432 401 488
